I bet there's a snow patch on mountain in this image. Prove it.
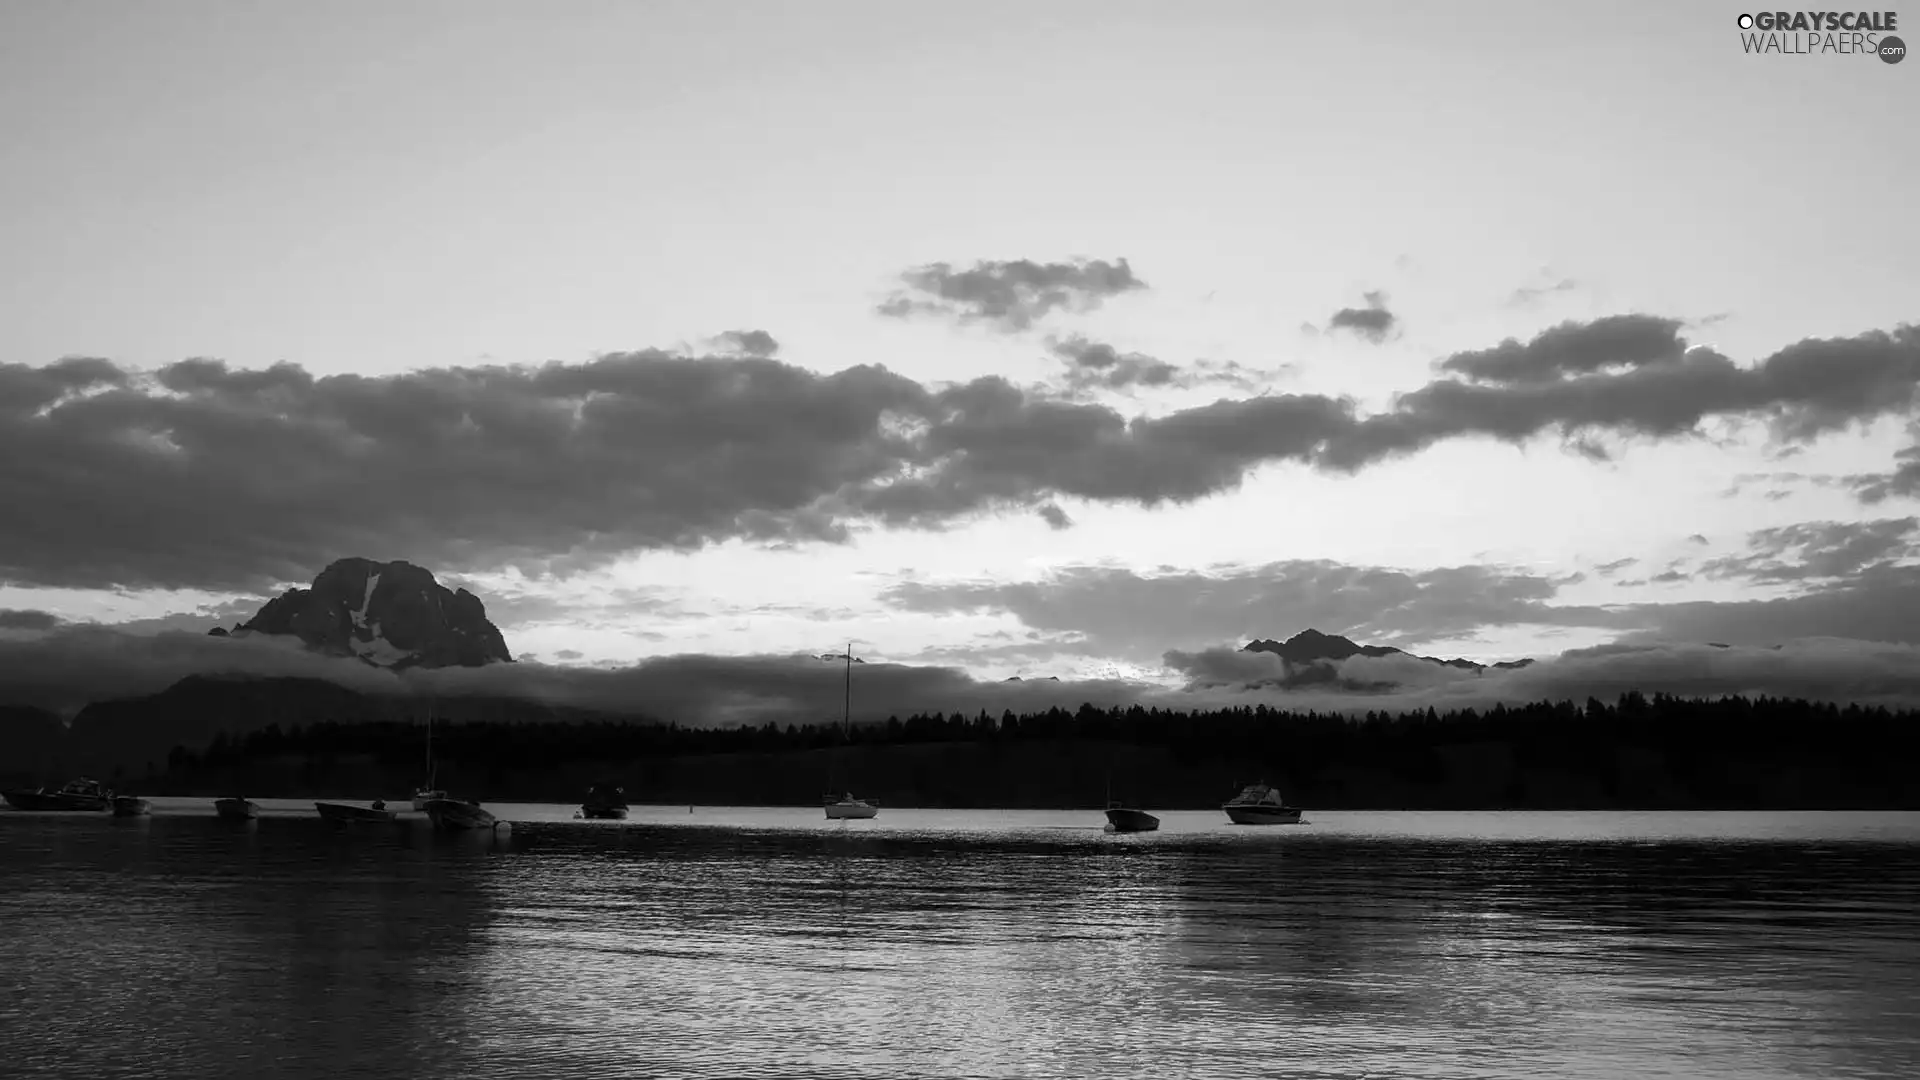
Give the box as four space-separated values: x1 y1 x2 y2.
351 619 417 668
351 571 380 631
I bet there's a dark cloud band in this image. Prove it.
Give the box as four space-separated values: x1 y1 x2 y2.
2 315 1916 592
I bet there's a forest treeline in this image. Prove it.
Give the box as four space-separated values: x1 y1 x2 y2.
146 692 1920 810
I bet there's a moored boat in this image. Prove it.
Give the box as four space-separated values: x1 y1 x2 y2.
1104 804 1160 833
111 796 152 817
2 778 113 812
423 798 499 831
823 792 879 820
820 643 882 820
315 799 397 824
213 797 259 821
581 782 629 820
410 700 448 811
1222 782 1304 825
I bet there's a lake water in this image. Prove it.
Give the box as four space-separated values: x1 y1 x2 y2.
3 802 1919 1079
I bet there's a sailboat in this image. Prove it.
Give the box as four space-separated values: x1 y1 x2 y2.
823 643 879 820
411 699 446 811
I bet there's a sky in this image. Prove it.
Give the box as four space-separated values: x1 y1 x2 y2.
1 1 1918 723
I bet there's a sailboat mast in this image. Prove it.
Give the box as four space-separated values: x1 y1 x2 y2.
425 700 435 786
843 642 852 740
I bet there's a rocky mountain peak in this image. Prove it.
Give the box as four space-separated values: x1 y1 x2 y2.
212 557 511 669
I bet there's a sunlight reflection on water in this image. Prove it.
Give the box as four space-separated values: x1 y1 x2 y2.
1 806 1917 1079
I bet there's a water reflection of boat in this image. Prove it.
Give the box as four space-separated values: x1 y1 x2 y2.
111 796 152 817
1104 804 1160 832
1222 782 1305 825
3 778 113 812
581 783 629 820
423 798 498 831
315 800 397 824
824 793 880 820
214 797 259 821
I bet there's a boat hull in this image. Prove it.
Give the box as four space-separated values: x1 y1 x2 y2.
1224 805 1303 825
411 790 446 812
423 799 499 831
3 789 111 812
213 798 259 821
315 801 397 824
111 797 151 817
581 806 628 820
1105 808 1160 833
824 800 879 820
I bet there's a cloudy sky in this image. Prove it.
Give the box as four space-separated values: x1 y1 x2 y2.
2 2 1917 721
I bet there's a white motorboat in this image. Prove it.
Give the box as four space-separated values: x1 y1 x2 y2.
316 799 397 824
1222 782 1304 825
213 797 259 821
423 798 499 831
823 793 879 820
581 782 629 820
3 777 113 812
1104 804 1160 832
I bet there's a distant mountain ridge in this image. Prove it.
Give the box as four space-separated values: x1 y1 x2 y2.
1242 629 1534 689
209 557 511 670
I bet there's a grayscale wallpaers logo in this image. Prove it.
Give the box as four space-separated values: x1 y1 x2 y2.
1736 10 1905 61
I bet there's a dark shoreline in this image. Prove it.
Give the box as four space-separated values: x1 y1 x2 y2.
9 684 1919 813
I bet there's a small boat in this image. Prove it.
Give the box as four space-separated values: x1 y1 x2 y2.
111 796 152 817
1222 782 1304 825
411 787 447 812
1104 804 1160 833
824 792 879 820
315 799 397 824
213 797 259 821
2 777 114 812
581 782 629 820
423 798 499 831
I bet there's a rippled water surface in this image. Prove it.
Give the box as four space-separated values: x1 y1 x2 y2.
3 803 1919 1079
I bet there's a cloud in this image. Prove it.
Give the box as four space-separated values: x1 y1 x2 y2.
1317 319 1920 471
1592 558 1638 576
9 622 1920 727
5 316 1918 593
553 649 584 661
0 624 406 716
1699 517 1919 583
1845 423 1920 505
1610 563 1920 647
0 609 64 632
1036 503 1074 530
887 548 1920 668
875 258 1146 331
1167 636 1920 710
710 330 780 358
1326 291 1398 344
1508 276 1580 306
884 560 1623 662
0 351 930 590
1436 314 1687 384
1044 335 1262 396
